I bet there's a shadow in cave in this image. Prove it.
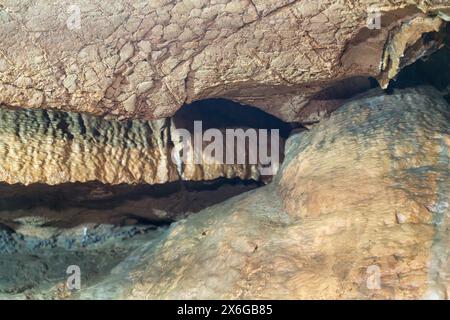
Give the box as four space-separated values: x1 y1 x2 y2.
173 98 295 138
387 44 449 97
0 178 262 229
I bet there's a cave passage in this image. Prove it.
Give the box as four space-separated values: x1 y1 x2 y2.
0 97 298 297
0 95 301 232
0 178 262 229
173 98 295 138
0 97 298 231
387 44 449 96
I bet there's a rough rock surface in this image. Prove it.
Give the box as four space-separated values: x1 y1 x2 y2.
0 179 260 299
0 1 448 122
0 105 274 185
61 86 449 300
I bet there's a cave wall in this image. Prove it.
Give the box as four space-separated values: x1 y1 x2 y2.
0 104 277 185
0 0 449 300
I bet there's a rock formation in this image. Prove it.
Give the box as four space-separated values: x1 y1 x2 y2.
70 86 448 300
0 1 449 122
0 104 280 185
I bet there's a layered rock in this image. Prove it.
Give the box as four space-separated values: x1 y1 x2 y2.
73 86 449 299
0 1 448 122
0 105 272 185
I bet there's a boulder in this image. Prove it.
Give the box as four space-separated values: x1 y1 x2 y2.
78 86 450 299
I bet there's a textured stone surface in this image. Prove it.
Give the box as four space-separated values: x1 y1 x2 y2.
0 105 274 185
0 1 448 122
0 0 449 301
0 178 263 299
67 86 449 299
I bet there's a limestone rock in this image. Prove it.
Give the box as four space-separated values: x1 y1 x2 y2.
77 86 450 299
0 1 448 122
0 106 269 185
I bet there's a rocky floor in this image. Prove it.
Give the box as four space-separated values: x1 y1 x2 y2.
0 179 260 299
0 225 163 299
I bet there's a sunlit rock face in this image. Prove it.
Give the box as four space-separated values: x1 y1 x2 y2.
0 1 448 122
79 86 449 300
0 105 282 185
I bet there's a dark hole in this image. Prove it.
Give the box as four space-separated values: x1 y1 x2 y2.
173 98 297 139
387 35 449 92
0 178 262 229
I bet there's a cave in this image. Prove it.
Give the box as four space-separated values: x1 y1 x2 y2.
0 97 298 298
0 0 450 304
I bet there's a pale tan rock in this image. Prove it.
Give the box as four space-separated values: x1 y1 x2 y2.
0 106 268 185
0 1 448 122
78 86 449 299
379 15 445 88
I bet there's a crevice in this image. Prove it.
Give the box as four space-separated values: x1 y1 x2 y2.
0 97 300 297
386 40 449 93
0 178 263 229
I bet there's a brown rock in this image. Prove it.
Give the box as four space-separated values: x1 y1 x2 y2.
0 105 274 185
0 1 448 122
77 86 450 299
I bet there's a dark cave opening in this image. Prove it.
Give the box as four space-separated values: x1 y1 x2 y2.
173 98 296 139
0 97 301 253
303 40 449 123
387 45 449 95
0 98 296 297
385 23 449 99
